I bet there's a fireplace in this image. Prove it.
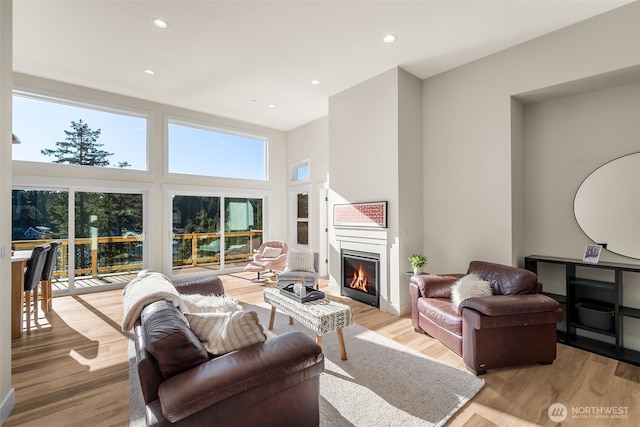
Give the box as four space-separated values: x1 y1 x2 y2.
341 249 380 307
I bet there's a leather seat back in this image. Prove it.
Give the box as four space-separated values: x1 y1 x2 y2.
468 260 540 295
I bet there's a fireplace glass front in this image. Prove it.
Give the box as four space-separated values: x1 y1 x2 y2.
341 249 379 307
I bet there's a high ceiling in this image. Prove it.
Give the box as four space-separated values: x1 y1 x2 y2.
12 0 634 131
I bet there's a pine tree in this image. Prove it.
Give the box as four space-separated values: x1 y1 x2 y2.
41 119 112 166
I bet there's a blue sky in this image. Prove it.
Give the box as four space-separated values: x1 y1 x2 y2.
12 94 266 180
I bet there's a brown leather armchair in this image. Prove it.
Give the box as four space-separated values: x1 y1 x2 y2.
133 275 324 426
410 260 562 375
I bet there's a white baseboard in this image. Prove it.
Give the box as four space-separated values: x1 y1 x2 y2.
1 388 15 425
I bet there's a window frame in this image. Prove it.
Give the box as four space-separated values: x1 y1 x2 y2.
290 158 310 183
163 184 271 277
12 87 151 172
165 115 270 182
289 184 311 249
12 175 151 295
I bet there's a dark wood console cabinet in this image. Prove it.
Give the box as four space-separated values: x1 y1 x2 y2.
524 255 640 365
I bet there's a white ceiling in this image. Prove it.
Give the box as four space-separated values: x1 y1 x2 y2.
12 0 634 131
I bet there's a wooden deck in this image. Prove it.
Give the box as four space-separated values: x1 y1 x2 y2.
50 260 249 293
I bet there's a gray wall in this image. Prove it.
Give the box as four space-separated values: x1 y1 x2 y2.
422 2 640 273
523 81 640 350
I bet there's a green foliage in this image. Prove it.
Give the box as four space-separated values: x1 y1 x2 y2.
409 254 428 268
41 119 114 166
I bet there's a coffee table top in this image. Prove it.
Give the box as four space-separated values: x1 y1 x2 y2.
263 287 353 335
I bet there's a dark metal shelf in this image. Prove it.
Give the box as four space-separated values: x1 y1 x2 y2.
526 255 640 365
568 321 616 337
621 306 640 319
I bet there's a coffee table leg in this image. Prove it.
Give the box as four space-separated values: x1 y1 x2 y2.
337 329 347 360
316 335 323 346
268 306 276 330
289 316 294 325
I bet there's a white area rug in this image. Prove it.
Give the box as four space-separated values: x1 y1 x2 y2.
129 304 484 426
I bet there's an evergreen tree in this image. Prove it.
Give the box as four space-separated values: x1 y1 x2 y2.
41 119 112 166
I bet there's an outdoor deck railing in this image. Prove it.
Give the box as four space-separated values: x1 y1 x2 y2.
12 230 262 278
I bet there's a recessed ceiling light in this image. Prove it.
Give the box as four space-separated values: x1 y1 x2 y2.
383 34 397 44
268 104 276 109
152 18 168 29
143 69 155 75
311 79 321 85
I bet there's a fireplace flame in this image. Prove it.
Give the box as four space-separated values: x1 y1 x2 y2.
350 264 368 292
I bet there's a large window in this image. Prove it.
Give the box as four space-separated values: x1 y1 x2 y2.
12 92 148 170
12 188 144 293
168 119 267 180
172 194 263 275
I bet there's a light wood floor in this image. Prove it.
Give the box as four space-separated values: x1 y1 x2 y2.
7 272 640 426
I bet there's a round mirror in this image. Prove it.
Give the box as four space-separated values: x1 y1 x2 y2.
574 153 640 259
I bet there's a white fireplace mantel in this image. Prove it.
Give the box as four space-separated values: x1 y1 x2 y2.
332 227 389 312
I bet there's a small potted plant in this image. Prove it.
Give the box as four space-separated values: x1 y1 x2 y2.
409 254 428 275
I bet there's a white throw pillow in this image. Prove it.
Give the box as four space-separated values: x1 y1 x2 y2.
262 246 283 258
451 273 493 308
180 293 241 314
184 311 267 356
285 248 315 272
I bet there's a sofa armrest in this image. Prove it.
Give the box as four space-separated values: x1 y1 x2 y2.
158 331 324 423
410 274 461 298
459 294 561 317
173 275 225 295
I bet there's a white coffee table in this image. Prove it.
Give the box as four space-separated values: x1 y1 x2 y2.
263 287 353 360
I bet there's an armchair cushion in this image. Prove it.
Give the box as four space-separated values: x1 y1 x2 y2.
468 260 540 295
459 294 562 317
412 274 460 298
262 246 283 258
185 310 267 356
451 273 492 310
285 248 315 273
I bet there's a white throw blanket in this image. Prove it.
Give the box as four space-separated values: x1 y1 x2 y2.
121 270 187 332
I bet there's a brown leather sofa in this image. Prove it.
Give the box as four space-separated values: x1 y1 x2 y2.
410 260 562 375
133 275 325 426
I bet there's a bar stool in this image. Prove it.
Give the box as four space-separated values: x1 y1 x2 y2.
40 241 60 313
24 244 50 334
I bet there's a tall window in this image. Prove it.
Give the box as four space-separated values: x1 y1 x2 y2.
74 192 144 281
296 191 309 246
12 189 69 285
168 119 267 181
172 194 263 275
12 92 148 170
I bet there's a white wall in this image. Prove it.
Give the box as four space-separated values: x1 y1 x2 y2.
327 67 422 314
0 2 14 422
11 73 289 274
286 116 329 256
422 1 640 274
395 68 423 310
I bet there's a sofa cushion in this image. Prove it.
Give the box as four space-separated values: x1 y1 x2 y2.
451 273 493 309
184 310 267 356
180 293 241 313
141 300 209 379
285 248 315 272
